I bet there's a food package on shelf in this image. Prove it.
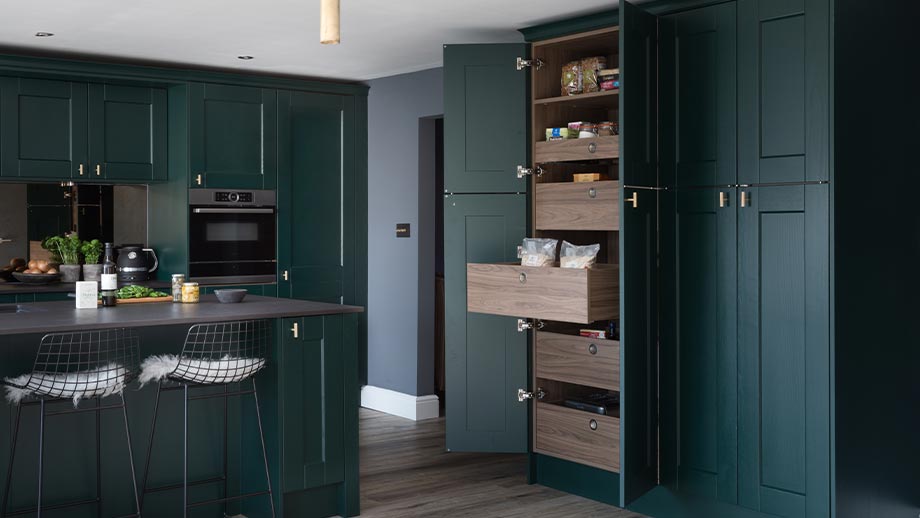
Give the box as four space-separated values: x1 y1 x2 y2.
545 127 577 141
521 238 558 267
581 56 608 93
562 61 582 96
560 240 600 269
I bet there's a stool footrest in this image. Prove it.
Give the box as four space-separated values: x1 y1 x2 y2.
145 475 225 494
4 497 99 516
187 489 272 509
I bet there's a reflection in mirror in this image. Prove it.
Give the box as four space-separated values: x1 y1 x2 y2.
0 183 147 263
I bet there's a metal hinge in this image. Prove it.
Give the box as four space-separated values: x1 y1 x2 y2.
516 165 544 179
517 318 544 332
517 387 546 402
516 57 544 71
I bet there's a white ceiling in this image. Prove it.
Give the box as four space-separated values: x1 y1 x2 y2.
0 0 620 82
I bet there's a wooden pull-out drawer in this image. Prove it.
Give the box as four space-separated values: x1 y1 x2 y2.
535 180 620 231
467 263 618 324
535 402 620 472
534 135 619 163
536 332 619 391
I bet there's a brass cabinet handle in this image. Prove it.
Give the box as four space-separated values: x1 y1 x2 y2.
625 192 638 209
291 322 299 339
588 188 597 199
719 191 729 208
282 270 289 281
78 164 84 176
741 191 749 208
588 343 598 355
589 419 598 430
95 164 101 176
196 174 203 185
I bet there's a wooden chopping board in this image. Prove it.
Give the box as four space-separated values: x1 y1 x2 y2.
97 296 172 305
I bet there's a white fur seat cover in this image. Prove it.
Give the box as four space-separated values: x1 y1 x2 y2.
139 355 266 386
3 363 128 406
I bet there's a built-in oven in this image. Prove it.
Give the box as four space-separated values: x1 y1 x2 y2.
188 189 276 285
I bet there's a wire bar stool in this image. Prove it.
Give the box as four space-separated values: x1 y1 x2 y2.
138 319 274 518
1 327 142 518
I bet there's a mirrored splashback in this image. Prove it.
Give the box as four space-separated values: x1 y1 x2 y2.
0 183 148 262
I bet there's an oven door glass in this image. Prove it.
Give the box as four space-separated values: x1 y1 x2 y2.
189 208 276 263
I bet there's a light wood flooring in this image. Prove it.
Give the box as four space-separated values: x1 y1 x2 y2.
359 408 647 518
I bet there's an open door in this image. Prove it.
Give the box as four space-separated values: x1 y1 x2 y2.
443 44 529 452
619 0 660 506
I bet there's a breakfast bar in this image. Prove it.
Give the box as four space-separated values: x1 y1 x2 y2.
0 295 362 518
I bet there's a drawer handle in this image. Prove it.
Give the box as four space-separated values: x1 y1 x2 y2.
589 419 598 431
519 272 527 284
588 188 597 198
588 142 597 153
588 343 598 355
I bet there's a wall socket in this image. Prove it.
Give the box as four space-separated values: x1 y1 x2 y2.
396 223 410 238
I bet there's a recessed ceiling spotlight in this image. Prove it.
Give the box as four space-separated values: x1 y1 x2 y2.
237 55 254 60
35 32 54 37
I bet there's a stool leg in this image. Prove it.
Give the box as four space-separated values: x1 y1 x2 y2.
139 382 163 512
251 381 276 518
182 384 188 518
36 399 45 518
1 403 23 517
96 399 102 518
120 393 142 518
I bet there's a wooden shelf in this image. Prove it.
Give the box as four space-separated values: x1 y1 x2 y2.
535 180 620 231
536 331 620 391
534 401 620 473
535 135 619 163
534 89 619 108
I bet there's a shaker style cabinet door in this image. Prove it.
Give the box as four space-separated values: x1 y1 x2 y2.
0 77 87 179
88 84 167 181
443 44 528 194
189 83 277 189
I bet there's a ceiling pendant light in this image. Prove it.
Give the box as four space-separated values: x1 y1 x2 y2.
320 0 340 45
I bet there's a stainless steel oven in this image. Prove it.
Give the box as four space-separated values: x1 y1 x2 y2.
188 189 276 284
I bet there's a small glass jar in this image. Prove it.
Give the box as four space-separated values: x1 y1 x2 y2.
597 121 618 136
181 282 200 304
578 122 598 138
171 274 185 303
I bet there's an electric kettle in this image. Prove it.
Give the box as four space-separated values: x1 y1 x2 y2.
116 245 159 282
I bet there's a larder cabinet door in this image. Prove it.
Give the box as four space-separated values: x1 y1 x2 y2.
443 44 528 194
737 184 830 518
189 83 277 189
444 194 527 453
88 84 167 181
0 77 87 179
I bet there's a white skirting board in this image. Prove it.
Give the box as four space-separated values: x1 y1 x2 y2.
360 385 440 421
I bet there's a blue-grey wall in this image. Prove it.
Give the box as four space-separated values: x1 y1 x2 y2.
367 67 443 397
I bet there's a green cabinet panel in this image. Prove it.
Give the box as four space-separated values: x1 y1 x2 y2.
659 2 737 188
619 1 658 188
280 315 346 493
443 44 527 194
189 83 277 189
88 84 167 181
738 184 829 518
0 77 87 179
444 194 527 452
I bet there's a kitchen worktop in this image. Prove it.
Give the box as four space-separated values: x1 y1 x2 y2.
0 279 170 295
0 295 363 336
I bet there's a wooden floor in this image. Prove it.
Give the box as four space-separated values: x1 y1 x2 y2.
359 408 647 518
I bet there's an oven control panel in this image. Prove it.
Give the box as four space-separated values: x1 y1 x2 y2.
214 191 254 203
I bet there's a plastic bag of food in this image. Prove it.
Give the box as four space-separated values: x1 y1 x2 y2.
560 241 600 269
521 238 558 267
562 61 582 96
581 56 608 93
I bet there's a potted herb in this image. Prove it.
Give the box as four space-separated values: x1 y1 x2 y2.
80 239 104 282
44 233 83 282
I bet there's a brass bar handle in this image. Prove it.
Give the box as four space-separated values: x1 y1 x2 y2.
719 191 728 208
291 322 299 339
625 192 638 209
282 270 289 281
196 174 203 185
741 191 749 208
95 164 101 176
78 164 84 176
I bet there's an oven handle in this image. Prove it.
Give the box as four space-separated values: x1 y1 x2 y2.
192 208 275 214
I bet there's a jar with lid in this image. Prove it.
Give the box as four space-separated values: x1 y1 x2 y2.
181 282 200 304
171 274 185 303
597 121 618 136
578 122 598 138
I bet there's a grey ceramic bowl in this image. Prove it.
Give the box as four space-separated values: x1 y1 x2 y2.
214 289 248 304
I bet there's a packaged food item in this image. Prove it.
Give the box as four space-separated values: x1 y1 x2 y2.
521 238 558 267
579 122 598 138
599 68 620 91
560 241 601 269
171 273 185 303
597 121 618 136
568 122 583 134
573 173 603 183
181 282 200 303
581 57 608 93
546 127 576 141
580 329 607 339
562 61 582 96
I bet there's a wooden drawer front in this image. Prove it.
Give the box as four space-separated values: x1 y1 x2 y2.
467 263 618 324
534 135 619 163
535 402 620 472
535 181 620 231
536 332 619 391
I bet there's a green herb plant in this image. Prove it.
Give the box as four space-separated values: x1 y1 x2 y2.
80 239 104 264
43 233 82 265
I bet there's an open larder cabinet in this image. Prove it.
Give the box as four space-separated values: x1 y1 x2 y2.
444 1 659 508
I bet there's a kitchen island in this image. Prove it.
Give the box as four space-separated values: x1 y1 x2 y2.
0 295 362 518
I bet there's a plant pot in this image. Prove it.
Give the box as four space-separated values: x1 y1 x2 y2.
82 264 103 282
58 264 82 283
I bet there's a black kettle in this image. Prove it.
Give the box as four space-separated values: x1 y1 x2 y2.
116 245 159 282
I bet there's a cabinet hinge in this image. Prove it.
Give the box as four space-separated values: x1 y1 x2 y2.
517 318 544 332
516 57 544 71
517 387 546 402
516 165 544 179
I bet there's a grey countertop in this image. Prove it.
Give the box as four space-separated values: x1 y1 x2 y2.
0 280 170 295
0 295 363 336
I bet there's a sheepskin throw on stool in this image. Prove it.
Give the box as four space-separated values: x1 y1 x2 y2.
4 362 128 406
139 355 266 386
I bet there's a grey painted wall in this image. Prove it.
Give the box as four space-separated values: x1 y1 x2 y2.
367 67 443 397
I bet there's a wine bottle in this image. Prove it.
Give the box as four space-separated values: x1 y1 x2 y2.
101 243 117 307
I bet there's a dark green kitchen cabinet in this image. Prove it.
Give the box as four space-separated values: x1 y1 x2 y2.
88 84 167 181
0 77 87 179
189 83 277 189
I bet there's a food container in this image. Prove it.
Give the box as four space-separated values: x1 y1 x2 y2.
597 121 618 136
573 173 604 183
599 69 620 91
181 282 200 304
581 57 608 93
171 274 185 303
568 122 583 134
562 61 582 96
546 127 577 141
579 122 598 138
